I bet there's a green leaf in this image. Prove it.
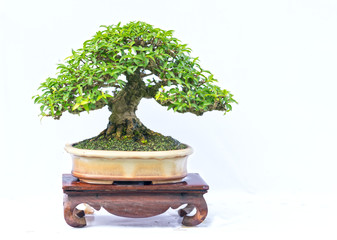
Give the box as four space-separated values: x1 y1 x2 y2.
168 71 175 79
175 78 182 85
88 77 93 85
80 100 89 105
226 104 232 111
50 105 55 116
83 104 89 112
33 96 40 104
146 55 155 62
155 92 161 100
126 67 135 74
133 55 145 61
117 80 126 87
144 58 149 66
78 86 83 95
120 54 131 61
72 103 80 111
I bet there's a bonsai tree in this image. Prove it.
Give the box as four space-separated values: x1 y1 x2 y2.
33 21 236 150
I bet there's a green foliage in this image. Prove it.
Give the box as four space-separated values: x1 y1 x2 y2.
33 21 236 119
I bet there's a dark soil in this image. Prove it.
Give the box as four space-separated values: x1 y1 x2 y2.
73 134 187 151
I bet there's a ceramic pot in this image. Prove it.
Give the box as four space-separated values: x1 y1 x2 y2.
64 143 193 184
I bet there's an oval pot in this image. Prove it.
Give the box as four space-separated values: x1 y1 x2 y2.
64 144 193 184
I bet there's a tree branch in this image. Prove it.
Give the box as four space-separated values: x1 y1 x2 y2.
140 72 154 78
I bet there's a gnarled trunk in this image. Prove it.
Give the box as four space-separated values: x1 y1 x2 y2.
95 72 158 142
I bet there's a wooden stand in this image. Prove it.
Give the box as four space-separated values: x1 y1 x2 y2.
63 173 209 227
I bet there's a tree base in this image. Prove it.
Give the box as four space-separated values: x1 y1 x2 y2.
101 118 157 143
73 122 187 151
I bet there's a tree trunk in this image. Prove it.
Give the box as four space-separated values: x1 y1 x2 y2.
95 72 158 142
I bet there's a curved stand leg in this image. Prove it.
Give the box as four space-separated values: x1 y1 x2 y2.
63 195 86 228
178 204 195 217
181 196 208 226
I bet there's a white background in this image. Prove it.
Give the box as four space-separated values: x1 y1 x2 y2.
1 0 337 239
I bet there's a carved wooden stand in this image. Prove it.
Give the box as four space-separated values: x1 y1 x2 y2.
63 173 209 227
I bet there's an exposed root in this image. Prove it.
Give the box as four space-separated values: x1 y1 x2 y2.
115 125 123 139
96 118 158 144
106 125 114 135
90 129 107 142
126 119 134 136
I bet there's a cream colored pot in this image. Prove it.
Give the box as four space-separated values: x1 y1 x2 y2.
64 144 193 184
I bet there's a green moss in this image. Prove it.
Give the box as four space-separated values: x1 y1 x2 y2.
73 134 187 151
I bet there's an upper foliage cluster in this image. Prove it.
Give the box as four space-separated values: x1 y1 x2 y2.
33 21 236 119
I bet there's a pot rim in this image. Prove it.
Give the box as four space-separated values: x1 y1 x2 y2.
64 143 193 159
